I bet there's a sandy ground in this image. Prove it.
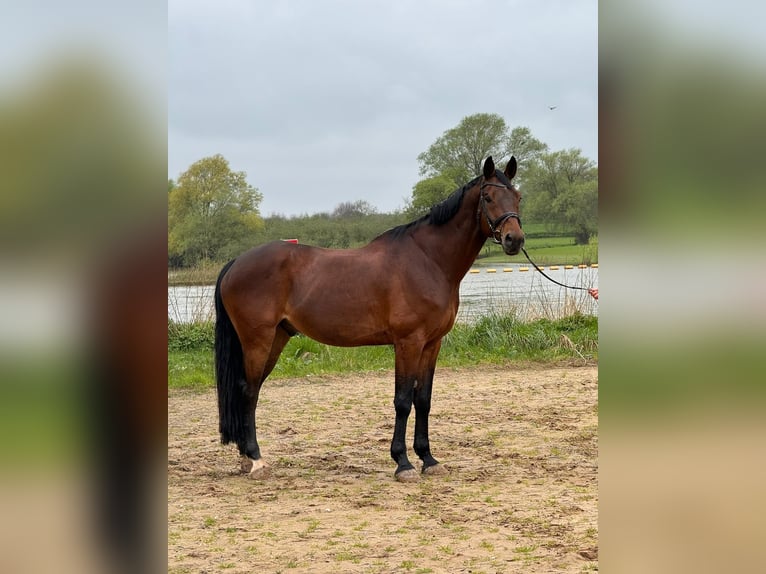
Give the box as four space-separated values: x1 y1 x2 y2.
168 364 598 573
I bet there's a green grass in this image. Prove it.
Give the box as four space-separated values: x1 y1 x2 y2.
168 313 597 389
477 236 598 266
168 261 223 286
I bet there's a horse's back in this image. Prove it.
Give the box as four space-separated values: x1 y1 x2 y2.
221 240 385 310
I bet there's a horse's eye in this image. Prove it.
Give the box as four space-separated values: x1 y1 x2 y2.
484 195 492 203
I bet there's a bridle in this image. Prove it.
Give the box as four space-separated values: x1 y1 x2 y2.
477 177 590 292
477 179 522 244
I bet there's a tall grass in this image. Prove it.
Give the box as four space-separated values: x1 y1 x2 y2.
441 311 597 366
168 312 597 390
168 260 223 286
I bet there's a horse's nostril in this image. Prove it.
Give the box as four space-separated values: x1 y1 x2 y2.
505 234 525 248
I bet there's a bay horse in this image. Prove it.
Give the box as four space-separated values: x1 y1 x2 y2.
214 156 524 482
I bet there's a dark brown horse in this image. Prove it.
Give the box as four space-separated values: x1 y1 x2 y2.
214 156 524 481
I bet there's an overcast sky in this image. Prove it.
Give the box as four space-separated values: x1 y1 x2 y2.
169 0 597 216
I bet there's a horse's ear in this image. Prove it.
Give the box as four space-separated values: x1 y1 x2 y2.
505 156 518 180
483 156 495 179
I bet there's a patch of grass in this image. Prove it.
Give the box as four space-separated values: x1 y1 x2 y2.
298 518 321 539
168 313 597 389
334 551 360 563
168 348 214 390
477 235 598 266
168 262 222 286
440 311 598 366
202 517 216 528
169 320 215 351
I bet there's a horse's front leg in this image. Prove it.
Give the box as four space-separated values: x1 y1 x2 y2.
391 373 417 481
413 339 447 476
390 343 420 482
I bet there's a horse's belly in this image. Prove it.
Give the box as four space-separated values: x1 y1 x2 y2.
292 316 392 347
286 298 392 347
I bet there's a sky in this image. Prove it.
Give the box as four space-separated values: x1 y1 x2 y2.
169 0 598 216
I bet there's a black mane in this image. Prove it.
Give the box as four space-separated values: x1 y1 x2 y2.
375 175 483 242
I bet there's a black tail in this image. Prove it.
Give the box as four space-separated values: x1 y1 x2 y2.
214 258 249 449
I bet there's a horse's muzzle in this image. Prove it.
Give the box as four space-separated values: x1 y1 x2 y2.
502 233 525 256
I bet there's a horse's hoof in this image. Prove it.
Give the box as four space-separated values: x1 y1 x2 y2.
423 463 447 476
395 468 419 483
240 455 269 478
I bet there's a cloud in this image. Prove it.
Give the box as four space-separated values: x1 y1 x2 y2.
169 0 597 215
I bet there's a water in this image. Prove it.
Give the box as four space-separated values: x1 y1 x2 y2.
456 265 598 322
167 265 598 324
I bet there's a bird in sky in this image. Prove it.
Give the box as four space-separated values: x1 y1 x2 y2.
548 105 557 110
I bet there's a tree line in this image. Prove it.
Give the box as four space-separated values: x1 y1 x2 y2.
168 113 597 267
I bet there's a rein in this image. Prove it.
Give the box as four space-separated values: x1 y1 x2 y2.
520 247 590 291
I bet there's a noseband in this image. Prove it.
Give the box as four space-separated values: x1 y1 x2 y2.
478 180 522 244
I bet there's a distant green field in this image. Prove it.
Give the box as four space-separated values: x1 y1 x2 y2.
477 236 598 266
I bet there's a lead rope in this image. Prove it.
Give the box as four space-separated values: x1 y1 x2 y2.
520 247 590 291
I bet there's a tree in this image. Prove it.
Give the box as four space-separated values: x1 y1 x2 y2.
523 149 598 244
168 154 263 266
410 115 548 215
331 200 378 218
405 172 460 219
417 113 510 185
506 126 548 185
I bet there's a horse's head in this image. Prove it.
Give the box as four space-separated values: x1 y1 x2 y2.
478 156 525 255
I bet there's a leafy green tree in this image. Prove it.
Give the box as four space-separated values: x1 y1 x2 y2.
410 115 548 216
168 154 263 266
417 113 510 184
506 126 549 185
523 148 598 244
405 172 461 219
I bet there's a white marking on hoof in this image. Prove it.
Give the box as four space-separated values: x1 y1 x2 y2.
395 468 419 483
241 456 270 478
423 463 448 476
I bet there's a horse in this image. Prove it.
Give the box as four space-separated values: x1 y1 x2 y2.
214 155 524 482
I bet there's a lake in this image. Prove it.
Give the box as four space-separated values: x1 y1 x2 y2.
168 265 598 324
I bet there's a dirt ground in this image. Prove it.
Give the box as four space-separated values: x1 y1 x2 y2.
168 364 598 573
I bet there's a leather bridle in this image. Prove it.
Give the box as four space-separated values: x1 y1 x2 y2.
477 178 590 292
477 180 522 244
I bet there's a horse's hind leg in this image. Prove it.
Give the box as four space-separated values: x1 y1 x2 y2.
239 326 291 478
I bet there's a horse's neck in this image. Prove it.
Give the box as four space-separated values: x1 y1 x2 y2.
412 187 486 284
